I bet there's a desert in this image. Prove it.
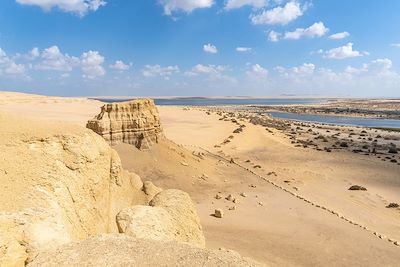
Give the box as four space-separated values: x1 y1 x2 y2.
0 91 399 266
2 1 400 266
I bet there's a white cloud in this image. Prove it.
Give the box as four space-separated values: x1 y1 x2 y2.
225 0 267 10
186 64 225 76
390 43 400 48
0 48 6 59
203 43 218 53
142 64 179 79
236 47 252 52
80 50 106 79
267 60 400 96
0 48 26 75
0 48 10 66
37 45 79 71
276 63 315 77
367 58 395 76
323 42 368 59
268 30 280 42
284 22 328 40
158 0 214 15
185 64 236 82
16 0 106 16
110 60 131 71
246 64 268 77
329 31 349 40
4 62 26 74
351 58 394 76
28 47 40 60
250 1 303 25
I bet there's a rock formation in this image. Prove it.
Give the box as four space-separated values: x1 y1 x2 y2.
86 99 163 150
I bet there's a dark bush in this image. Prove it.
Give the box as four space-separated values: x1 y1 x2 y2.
340 142 348 147
348 185 367 191
386 203 399 208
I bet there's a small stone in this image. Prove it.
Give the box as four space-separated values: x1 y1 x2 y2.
258 201 263 206
228 206 236 210
180 161 189 166
214 209 224 218
215 194 222 200
225 194 234 201
394 241 399 246
232 198 238 203
240 192 247 197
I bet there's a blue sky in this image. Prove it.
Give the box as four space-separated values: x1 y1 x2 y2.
0 0 399 97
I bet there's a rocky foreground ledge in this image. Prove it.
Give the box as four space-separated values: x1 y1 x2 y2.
28 234 263 267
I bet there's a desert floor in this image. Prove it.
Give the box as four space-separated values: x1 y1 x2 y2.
1 92 399 267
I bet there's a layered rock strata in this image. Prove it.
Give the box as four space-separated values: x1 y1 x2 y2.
86 99 163 150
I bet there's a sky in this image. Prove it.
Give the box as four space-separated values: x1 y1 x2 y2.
0 0 399 97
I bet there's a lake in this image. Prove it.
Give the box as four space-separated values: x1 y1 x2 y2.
268 111 400 129
93 98 322 106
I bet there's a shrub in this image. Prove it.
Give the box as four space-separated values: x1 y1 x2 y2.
340 142 348 148
386 203 399 208
348 185 367 191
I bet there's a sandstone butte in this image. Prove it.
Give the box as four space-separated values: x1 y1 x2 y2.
0 100 264 267
86 99 163 150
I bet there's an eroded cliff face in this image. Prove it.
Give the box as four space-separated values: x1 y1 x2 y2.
0 112 148 265
86 99 163 150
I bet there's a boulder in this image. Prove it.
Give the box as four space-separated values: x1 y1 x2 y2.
150 189 205 247
116 205 176 241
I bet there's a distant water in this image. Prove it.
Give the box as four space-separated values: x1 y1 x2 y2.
268 111 400 129
93 98 322 106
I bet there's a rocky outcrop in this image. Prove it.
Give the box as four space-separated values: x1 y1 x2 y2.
0 112 149 264
28 234 265 267
86 99 163 150
116 189 205 247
